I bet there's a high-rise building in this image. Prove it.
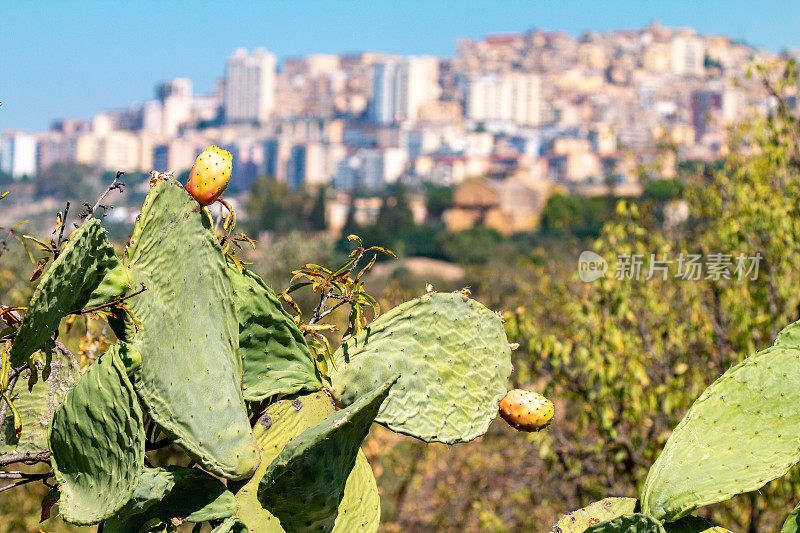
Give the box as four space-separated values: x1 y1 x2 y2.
466 73 541 126
670 33 705 76
0 132 37 178
224 48 277 125
156 78 192 102
370 57 440 124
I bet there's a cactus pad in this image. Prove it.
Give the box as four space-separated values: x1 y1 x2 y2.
328 292 512 444
333 450 381 533
775 320 800 347
583 514 664 533
9 218 120 365
238 391 380 532
48 344 145 525
101 466 238 532
229 264 321 401
781 502 800 533
641 345 800 522
122 178 258 480
0 351 79 453
550 497 637 532
257 377 397 533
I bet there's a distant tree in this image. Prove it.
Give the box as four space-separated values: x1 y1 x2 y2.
308 186 328 231
34 162 95 201
423 184 453 219
245 178 309 235
642 178 684 202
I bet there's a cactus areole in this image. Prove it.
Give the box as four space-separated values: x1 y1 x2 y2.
185 145 233 205
499 389 554 432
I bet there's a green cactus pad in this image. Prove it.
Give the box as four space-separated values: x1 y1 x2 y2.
9 218 121 365
333 450 381 533
231 392 335 533
228 264 321 402
122 178 259 480
231 444 287 533
775 320 800 347
101 466 238 532
328 292 512 444
550 497 637 532
1 351 79 453
48 344 145 525
641 344 800 522
257 377 397 533
583 514 664 533
233 391 380 532
782 502 800 533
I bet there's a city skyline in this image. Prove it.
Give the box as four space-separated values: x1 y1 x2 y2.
2 0 799 130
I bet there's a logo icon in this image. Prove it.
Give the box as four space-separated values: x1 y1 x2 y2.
578 251 607 282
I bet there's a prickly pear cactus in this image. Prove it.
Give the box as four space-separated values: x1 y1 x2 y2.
641 344 800 522
230 392 335 533
48 344 145 525
583 514 664 533
782 502 800 533
551 497 637 532
328 292 512 444
122 178 259 480
0 352 79 453
101 466 238 532
774 320 800 347
235 391 381 532
334 451 382 533
258 377 397 533
228 263 322 402
9 218 121 365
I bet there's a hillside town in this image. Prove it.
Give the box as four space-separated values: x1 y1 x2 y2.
2 22 799 235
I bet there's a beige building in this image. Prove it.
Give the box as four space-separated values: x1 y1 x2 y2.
466 72 541 126
444 177 549 235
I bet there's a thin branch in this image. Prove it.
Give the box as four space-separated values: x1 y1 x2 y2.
81 171 126 220
78 282 147 315
0 451 51 467
0 371 20 431
313 299 350 324
0 473 50 494
52 201 70 259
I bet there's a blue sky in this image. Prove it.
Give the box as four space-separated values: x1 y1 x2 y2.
1 1 798 130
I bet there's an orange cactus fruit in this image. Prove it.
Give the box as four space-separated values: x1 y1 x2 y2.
499 389 554 432
185 145 233 206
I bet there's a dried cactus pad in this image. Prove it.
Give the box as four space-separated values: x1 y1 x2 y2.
329 293 512 444
258 377 397 533
10 218 121 365
48 344 145 525
229 264 322 401
122 178 258 480
101 466 238 532
550 497 637 532
237 392 380 532
642 345 800 522
580 514 731 533
0 352 79 453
